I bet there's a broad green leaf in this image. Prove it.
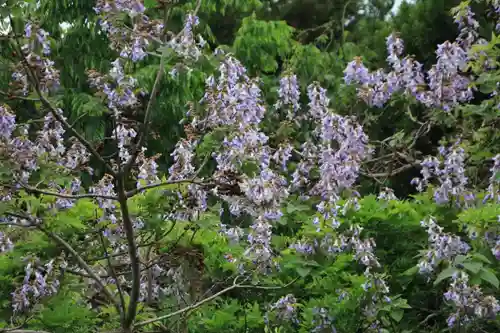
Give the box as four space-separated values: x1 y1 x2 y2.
295 267 311 277
401 266 418 276
479 268 499 289
471 253 492 264
434 267 457 286
390 310 404 323
462 262 482 274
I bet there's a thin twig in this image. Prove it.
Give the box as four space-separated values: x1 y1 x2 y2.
0 90 40 101
3 212 118 307
361 161 420 179
98 232 126 321
126 148 214 198
125 178 208 198
134 277 241 328
10 182 117 200
37 226 118 307
133 276 298 328
0 330 51 333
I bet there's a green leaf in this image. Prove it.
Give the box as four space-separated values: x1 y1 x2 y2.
462 262 482 274
286 203 309 214
471 253 492 264
390 310 404 323
434 267 457 286
401 266 418 276
144 0 157 9
479 268 499 289
295 267 311 277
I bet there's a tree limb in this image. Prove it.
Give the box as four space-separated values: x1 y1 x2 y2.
6 182 117 200
0 330 51 333
36 227 118 307
98 232 126 322
361 161 421 179
116 176 141 330
134 276 298 328
134 279 240 328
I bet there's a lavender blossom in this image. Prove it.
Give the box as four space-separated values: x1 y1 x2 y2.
417 217 470 274
0 105 16 140
412 141 472 206
275 73 301 119
311 307 336 332
0 232 14 253
444 271 500 327
268 294 299 323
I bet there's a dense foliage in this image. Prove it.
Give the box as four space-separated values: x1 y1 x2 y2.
0 0 499 332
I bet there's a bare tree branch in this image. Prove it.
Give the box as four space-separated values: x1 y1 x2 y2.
361 161 421 179
125 178 207 198
98 232 126 322
37 227 119 307
0 330 51 333
116 176 141 330
134 278 241 328
134 276 298 328
5 182 117 200
126 148 215 198
1 212 119 311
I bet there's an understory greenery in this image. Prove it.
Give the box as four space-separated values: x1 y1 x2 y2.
0 0 499 332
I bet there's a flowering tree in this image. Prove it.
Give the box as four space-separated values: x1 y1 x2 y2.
0 0 499 333
0 0 377 331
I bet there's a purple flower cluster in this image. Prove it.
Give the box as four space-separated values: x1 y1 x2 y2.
168 13 206 60
275 73 301 119
268 294 299 324
51 178 82 209
90 58 141 115
94 0 161 63
164 266 190 303
265 70 387 330
417 217 470 275
0 104 92 190
311 307 336 332
361 268 391 325
0 105 16 140
89 174 123 243
377 187 398 201
444 271 500 328
168 139 197 181
94 1 204 62
189 55 282 270
485 154 500 203
493 1 500 31
289 239 317 255
0 231 14 253
196 59 373 273
198 55 265 131
344 5 479 111
412 141 473 206
11 258 64 312
10 22 60 95
453 5 480 50
136 147 160 187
